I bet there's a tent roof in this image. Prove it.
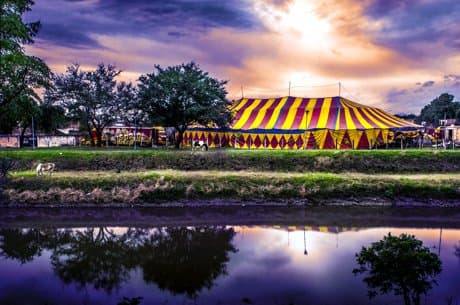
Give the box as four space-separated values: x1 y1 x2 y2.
229 96 421 131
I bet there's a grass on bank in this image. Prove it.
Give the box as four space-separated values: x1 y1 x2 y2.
4 170 460 204
2 148 460 173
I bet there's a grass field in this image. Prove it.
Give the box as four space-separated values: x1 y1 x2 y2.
2 147 460 173
2 148 459 205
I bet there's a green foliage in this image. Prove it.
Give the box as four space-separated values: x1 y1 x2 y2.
0 0 40 53
353 233 442 305
50 64 133 146
138 62 232 148
0 0 51 136
418 93 460 125
36 100 67 133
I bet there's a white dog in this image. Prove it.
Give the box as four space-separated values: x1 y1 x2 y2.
36 163 56 176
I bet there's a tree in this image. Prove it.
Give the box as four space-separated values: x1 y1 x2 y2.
0 0 51 108
51 64 130 146
137 227 237 297
417 93 460 125
353 233 442 305
137 62 232 148
36 100 67 134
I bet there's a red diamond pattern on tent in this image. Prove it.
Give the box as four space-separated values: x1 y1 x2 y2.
254 135 261 148
287 136 295 149
213 133 220 145
306 133 316 149
230 134 236 147
323 131 335 149
246 135 253 148
207 133 213 145
340 132 353 149
357 132 370 149
270 136 278 148
295 135 304 149
237 135 245 147
221 134 228 147
199 133 205 141
279 135 286 149
263 135 270 148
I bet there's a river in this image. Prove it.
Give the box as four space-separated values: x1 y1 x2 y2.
0 207 459 305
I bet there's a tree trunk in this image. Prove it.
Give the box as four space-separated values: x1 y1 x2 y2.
175 129 184 149
96 128 103 147
19 126 28 148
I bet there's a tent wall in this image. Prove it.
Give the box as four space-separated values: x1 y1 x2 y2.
183 129 392 149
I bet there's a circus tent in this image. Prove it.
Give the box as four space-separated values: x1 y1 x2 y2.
183 96 421 149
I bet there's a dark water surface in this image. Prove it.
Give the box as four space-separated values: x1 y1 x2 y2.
0 224 459 305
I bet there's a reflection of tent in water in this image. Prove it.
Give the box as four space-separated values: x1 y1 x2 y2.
184 96 422 149
252 225 361 234
250 225 362 255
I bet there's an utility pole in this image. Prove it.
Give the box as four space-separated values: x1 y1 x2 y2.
338 82 341 97
134 117 137 150
288 81 291 96
241 85 244 99
31 116 35 150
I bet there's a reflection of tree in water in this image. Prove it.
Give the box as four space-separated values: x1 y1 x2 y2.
353 233 442 305
50 227 139 293
0 226 237 298
137 227 237 297
455 243 460 258
0 228 68 264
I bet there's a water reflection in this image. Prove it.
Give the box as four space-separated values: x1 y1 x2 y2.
0 225 459 305
0 226 236 297
353 233 442 305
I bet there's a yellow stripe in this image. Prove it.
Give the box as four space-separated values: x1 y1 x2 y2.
303 99 317 129
281 97 303 129
360 107 387 129
335 108 341 130
249 98 275 129
350 106 373 129
265 97 288 129
232 98 249 113
317 97 332 129
343 105 357 130
366 108 397 127
233 99 262 129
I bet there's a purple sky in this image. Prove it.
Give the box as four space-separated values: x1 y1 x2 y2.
24 0 460 114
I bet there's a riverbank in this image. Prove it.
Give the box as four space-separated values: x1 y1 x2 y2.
1 206 459 228
2 148 460 173
3 170 460 206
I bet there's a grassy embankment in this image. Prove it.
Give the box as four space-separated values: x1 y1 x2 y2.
1 148 460 205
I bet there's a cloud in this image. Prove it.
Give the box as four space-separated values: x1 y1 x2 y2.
361 0 460 60
23 0 460 114
25 0 260 50
38 23 103 49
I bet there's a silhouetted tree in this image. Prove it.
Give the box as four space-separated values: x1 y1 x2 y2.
137 227 237 297
417 93 460 125
137 62 232 148
50 227 136 293
353 233 442 305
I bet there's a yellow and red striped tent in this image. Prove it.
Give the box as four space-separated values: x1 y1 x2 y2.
183 96 421 149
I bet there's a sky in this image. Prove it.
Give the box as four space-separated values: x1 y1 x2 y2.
24 0 460 114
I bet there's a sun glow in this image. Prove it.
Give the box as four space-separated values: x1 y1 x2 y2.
254 0 332 48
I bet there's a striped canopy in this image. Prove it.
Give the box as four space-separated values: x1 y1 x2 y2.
231 96 420 132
